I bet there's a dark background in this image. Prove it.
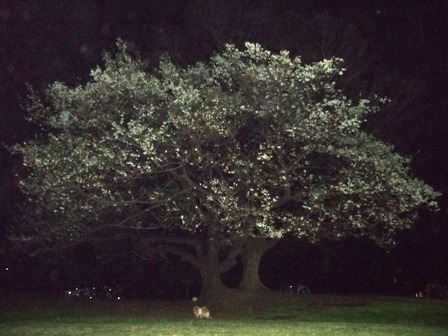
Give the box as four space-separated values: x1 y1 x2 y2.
1 0 447 298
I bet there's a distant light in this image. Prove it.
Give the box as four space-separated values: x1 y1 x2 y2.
6 64 14 74
80 45 89 54
5 267 9 271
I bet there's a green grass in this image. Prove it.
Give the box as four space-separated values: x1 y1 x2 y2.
1 294 447 335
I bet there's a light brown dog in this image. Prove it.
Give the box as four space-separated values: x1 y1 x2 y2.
193 306 211 318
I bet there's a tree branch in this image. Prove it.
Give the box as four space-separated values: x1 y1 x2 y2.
151 244 202 269
218 235 248 273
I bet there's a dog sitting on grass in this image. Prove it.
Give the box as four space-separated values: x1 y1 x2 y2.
193 306 211 318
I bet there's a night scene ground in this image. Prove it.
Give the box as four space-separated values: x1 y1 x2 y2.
1 0 448 318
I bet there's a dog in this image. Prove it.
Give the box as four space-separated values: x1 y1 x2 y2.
193 306 211 318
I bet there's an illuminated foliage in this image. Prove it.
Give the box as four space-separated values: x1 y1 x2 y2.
12 42 440 291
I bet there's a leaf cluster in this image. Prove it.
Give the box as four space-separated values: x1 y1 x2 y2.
11 41 440 252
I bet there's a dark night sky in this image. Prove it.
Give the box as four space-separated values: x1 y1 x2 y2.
1 0 448 294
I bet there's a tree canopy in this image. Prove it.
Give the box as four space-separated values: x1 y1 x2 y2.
12 41 440 298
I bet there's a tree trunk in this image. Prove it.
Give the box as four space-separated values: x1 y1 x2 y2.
197 219 249 305
239 237 279 292
199 256 224 296
197 252 242 309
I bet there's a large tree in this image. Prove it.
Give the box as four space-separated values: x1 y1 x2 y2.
12 41 439 301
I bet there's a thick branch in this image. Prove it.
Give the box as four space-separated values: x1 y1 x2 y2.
140 235 202 248
139 234 205 266
151 244 202 269
218 235 248 273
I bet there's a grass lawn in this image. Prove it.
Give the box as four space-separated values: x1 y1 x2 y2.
1 293 447 335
